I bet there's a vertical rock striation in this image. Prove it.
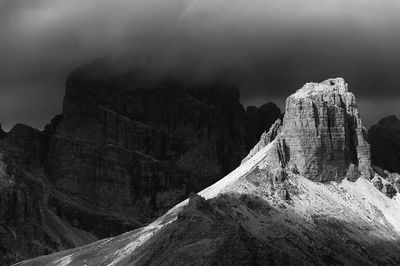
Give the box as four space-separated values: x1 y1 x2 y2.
248 78 373 182
0 128 97 265
43 59 281 227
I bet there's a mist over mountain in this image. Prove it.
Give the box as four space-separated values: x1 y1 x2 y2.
2 0 400 129
2 1 400 265
0 59 281 264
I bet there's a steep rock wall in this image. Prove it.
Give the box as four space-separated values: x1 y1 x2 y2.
247 78 372 182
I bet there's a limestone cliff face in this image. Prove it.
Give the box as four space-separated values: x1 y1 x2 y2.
44 60 280 226
280 78 372 181
249 78 373 182
0 128 97 265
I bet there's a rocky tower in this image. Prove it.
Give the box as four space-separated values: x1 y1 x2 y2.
250 78 373 182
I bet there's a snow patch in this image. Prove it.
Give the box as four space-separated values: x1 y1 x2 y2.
53 255 73 266
199 140 274 199
292 78 348 99
106 227 160 266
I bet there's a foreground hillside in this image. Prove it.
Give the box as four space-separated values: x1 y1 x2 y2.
18 78 400 265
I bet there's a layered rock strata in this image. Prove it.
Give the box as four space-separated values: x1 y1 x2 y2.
44 59 281 226
249 78 373 183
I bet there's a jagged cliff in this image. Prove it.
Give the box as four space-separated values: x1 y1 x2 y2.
18 78 400 266
0 59 281 264
246 78 373 182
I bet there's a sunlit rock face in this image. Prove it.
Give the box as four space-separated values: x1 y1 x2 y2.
240 78 379 200
279 78 372 181
246 78 373 182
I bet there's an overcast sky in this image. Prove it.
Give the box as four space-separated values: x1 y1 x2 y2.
1 0 400 130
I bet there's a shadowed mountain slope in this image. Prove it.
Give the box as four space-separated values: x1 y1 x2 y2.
0 59 281 264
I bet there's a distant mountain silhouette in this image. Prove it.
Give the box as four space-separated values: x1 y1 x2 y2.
369 115 400 173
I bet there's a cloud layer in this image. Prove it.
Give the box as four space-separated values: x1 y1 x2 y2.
1 0 400 129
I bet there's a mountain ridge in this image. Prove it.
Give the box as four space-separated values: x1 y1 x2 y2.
17 78 400 265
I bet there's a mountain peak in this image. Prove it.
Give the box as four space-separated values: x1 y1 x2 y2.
293 77 348 99
247 78 372 182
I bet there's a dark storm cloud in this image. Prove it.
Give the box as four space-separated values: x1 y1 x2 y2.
1 0 400 130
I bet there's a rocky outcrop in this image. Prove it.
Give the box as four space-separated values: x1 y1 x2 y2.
0 59 281 264
368 115 400 173
383 183 397 198
372 166 399 198
372 176 384 191
279 78 372 182
248 78 373 183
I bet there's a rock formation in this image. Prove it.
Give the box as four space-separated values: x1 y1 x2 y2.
368 115 400 173
43 58 280 232
245 78 373 182
371 165 399 198
0 59 281 264
18 78 400 266
0 154 98 265
279 78 373 181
